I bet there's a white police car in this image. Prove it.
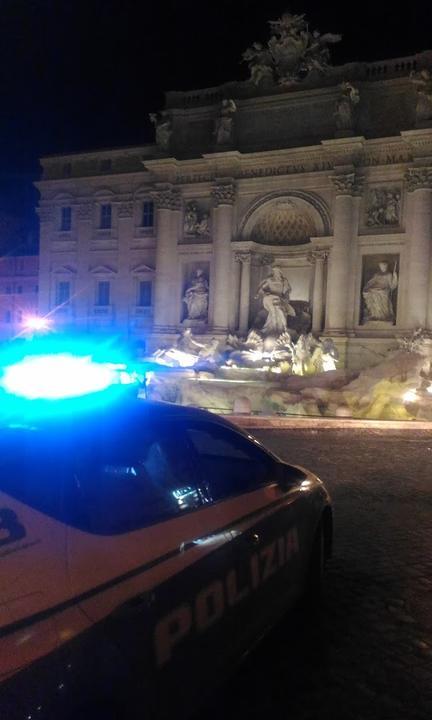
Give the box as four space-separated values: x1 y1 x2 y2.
0 346 332 720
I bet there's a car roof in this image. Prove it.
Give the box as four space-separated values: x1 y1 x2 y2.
0 395 243 436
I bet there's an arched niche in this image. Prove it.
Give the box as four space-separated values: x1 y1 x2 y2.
240 191 332 246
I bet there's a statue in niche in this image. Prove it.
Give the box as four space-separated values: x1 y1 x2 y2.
255 266 296 335
149 111 172 151
367 189 401 226
362 261 398 322
334 82 360 131
214 99 237 145
410 68 432 123
184 202 210 236
183 269 209 320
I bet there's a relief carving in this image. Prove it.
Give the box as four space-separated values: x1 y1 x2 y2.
184 202 210 236
366 188 401 226
405 167 432 192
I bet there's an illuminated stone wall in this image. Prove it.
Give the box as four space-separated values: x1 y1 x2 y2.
36 46 432 368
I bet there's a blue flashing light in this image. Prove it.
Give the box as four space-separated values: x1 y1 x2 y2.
0 336 147 419
0 354 134 400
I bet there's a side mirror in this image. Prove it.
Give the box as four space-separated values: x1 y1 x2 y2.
277 463 307 491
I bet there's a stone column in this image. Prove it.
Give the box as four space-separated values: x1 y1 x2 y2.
116 200 134 337
405 168 432 329
75 202 93 331
325 173 362 332
211 181 236 332
36 204 55 317
235 252 252 335
152 187 181 331
308 249 329 334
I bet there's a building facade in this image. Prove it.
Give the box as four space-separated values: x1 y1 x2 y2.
0 255 39 340
36 17 432 367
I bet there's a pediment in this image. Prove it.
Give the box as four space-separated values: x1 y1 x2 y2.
89 264 117 275
131 262 155 274
52 264 76 275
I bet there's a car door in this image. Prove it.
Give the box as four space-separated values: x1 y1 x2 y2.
182 420 310 646
0 427 76 719
64 414 237 718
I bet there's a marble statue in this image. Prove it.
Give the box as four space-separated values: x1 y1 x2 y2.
184 202 210 236
367 189 401 226
153 329 222 368
243 12 341 87
242 42 274 86
410 68 432 123
214 99 237 145
183 269 209 320
255 266 296 335
362 261 398 322
225 330 265 368
334 82 359 131
149 111 172 151
310 338 339 373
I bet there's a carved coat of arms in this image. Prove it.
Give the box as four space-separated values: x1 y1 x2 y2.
243 13 341 87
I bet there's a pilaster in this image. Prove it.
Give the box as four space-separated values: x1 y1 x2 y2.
152 186 181 331
325 172 363 333
235 251 252 335
404 167 432 329
210 180 236 331
308 249 329 334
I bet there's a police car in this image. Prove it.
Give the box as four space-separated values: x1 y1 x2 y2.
0 344 332 720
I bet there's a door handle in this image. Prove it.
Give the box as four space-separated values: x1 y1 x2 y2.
249 532 260 546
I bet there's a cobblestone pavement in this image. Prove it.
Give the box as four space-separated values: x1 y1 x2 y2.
199 428 432 720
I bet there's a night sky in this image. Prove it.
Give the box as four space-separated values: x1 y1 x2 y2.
0 0 430 250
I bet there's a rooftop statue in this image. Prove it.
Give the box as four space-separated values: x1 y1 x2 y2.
243 12 341 87
149 111 172 151
334 82 360 131
410 68 432 123
214 99 237 145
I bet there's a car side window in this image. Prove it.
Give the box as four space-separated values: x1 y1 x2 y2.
185 422 276 502
0 429 72 520
69 421 202 534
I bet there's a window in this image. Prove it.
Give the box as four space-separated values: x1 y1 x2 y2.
17 310 22 323
56 280 70 305
4 310 11 323
16 286 23 294
96 280 110 306
0 428 73 524
100 203 112 229
100 159 112 173
60 206 72 231
34 284 39 293
185 422 276 501
5 286 11 295
142 201 154 228
138 280 152 307
69 415 201 534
